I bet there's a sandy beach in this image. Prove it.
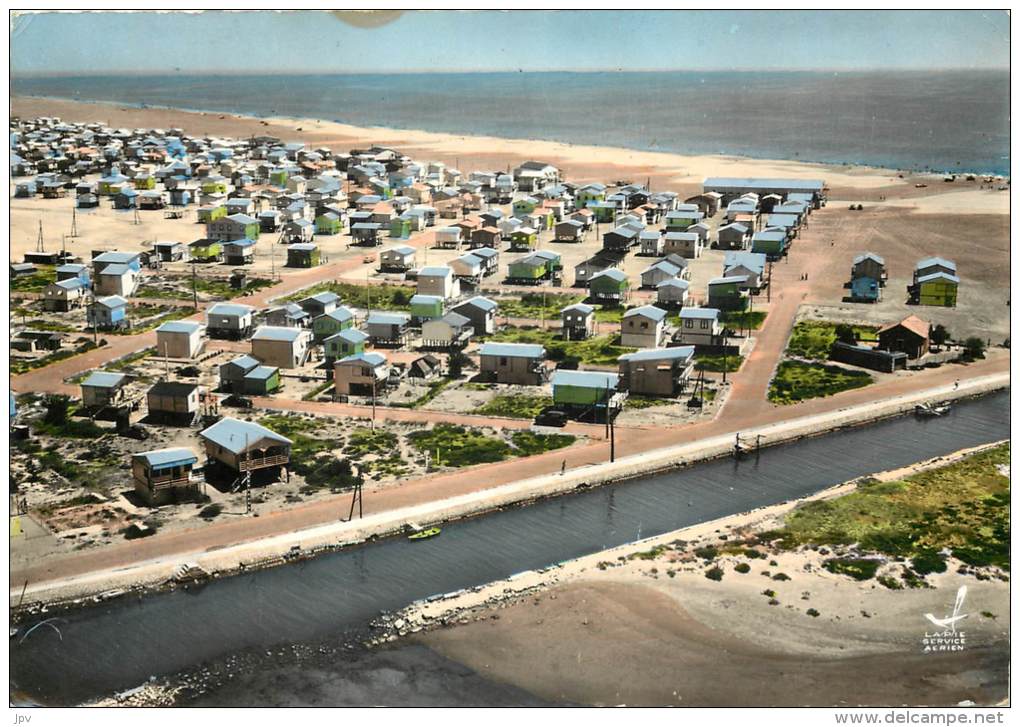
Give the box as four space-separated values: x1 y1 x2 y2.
12 95 956 196
405 443 1010 708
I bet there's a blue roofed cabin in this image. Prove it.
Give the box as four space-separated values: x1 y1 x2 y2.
132 447 201 505
80 371 128 410
206 302 256 340
617 346 696 397
478 342 547 385
199 417 292 483
250 326 312 369
87 295 130 330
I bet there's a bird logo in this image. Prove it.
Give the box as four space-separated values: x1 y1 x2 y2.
925 586 968 633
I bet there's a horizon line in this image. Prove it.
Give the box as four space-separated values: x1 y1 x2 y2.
12 66 1009 78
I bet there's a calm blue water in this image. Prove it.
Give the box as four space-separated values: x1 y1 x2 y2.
13 71 1010 174
9 390 1010 705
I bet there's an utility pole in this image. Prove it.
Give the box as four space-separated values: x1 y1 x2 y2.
767 260 774 303
36 220 44 253
370 375 377 431
70 205 79 238
347 478 363 521
191 261 198 310
722 331 729 384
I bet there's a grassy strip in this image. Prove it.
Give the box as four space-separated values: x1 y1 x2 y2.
761 443 1010 572
105 348 154 372
301 380 335 401
624 395 671 409
695 354 744 373
720 310 767 331
768 360 872 405
510 430 575 456
472 394 553 419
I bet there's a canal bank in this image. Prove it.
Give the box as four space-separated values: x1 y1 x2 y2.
11 372 1008 610
9 386 1009 705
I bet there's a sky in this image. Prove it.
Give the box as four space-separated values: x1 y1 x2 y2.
10 10 1010 75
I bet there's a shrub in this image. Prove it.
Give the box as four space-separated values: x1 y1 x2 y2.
199 504 223 519
823 558 880 581
806 608 820 618
705 566 724 581
694 545 719 560
772 572 791 581
877 575 903 590
910 550 947 575
734 563 751 574
963 337 986 359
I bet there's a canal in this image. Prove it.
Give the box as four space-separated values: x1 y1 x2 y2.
10 390 1010 704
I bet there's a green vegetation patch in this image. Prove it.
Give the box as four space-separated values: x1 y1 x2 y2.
761 444 1010 570
407 424 510 467
472 393 554 419
284 281 415 310
33 396 105 439
105 348 153 372
510 430 575 456
483 326 635 367
496 292 584 320
593 306 627 323
823 558 881 581
345 428 398 459
768 360 873 405
624 395 672 409
720 310 767 331
695 354 744 373
785 320 879 360
136 276 274 301
11 266 56 292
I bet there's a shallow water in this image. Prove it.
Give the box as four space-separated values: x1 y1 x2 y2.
9 390 1010 704
13 70 1010 174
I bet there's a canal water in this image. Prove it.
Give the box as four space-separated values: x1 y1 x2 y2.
10 391 1010 705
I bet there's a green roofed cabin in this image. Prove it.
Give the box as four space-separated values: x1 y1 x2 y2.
588 268 630 304
243 365 281 395
325 328 369 364
509 227 538 252
389 216 413 239
315 212 342 235
751 229 787 260
312 306 355 342
189 238 223 262
410 294 445 324
551 370 625 421
286 243 321 268
196 205 227 223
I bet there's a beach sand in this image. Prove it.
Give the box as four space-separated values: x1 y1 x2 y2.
12 96 934 195
407 444 1010 708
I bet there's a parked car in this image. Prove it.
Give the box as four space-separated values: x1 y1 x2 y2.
534 408 568 428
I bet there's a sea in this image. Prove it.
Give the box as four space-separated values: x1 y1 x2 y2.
12 70 1010 175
